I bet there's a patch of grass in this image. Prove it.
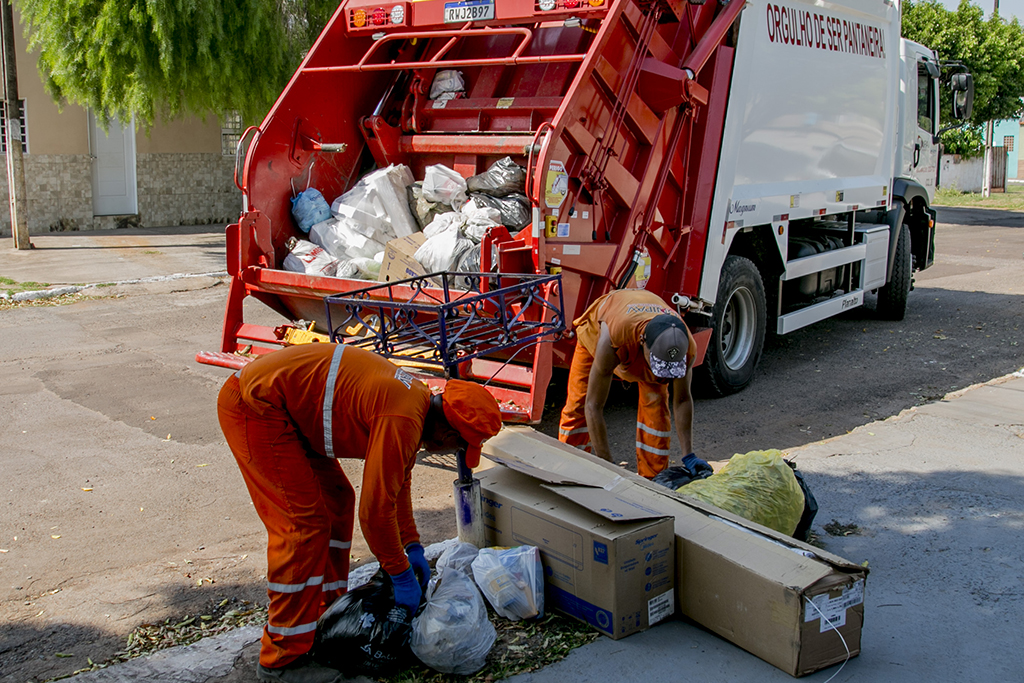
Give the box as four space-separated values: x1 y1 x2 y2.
143 250 161 255
0 276 51 296
0 293 83 310
935 182 1024 211
823 519 860 537
95 282 117 288
43 599 268 682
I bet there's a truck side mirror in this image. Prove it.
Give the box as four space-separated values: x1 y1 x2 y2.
950 73 974 120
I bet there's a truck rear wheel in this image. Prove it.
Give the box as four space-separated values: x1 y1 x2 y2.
697 256 767 397
876 223 911 321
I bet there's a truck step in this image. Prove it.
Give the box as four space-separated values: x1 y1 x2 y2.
782 243 866 281
776 289 864 335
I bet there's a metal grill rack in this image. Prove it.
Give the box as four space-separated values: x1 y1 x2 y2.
324 271 564 377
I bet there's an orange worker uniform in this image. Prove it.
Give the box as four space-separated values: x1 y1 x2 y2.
217 343 430 669
558 289 695 477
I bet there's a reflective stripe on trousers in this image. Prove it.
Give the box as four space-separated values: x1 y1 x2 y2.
218 374 355 669
558 343 594 453
635 381 671 478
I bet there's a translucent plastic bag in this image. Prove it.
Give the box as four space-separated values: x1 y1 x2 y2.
346 256 381 280
313 569 414 678
411 567 495 675
434 541 480 577
310 217 386 260
429 70 466 100
291 188 333 233
471 546 544 621
282 237 340 277
467 193 531 230
679 450 806 537
466 157 527 197
422 164 468 207
414 224 473 274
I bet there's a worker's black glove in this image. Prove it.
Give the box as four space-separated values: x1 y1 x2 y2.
682 453 713 480
405 542 431 591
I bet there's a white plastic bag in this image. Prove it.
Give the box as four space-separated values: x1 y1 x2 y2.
422 212 467 239
471 546 544 621
429 70 466 100
422 164 468 207
434 542 480 578
461 196 503 225
415 224 473 274
282 237 340 277
332 165 419 239
411 567 495 675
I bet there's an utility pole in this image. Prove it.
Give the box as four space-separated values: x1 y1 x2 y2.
1 0 29 249
982 1 1000 198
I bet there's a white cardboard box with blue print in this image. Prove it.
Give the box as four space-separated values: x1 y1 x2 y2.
476 461 676 640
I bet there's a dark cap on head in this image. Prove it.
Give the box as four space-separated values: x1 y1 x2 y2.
644 314 689 379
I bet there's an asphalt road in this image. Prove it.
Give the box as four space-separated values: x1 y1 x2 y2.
1 207 1021 682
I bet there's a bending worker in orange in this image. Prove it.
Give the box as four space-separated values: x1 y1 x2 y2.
558 289 711 480
218 343 502 683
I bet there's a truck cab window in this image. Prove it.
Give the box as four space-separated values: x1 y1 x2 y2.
917 62 935 134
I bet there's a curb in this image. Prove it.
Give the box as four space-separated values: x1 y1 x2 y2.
0 271 229 302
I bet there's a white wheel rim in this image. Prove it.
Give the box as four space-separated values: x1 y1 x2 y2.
720 286 756 371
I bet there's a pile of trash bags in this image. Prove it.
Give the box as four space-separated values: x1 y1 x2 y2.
283 154 528 283
313 541 544 677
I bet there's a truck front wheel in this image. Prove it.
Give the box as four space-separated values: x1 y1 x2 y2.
697 255 767 397
876 223 911 321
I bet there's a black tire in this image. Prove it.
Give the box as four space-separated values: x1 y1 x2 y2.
876 223 911 321
696 255 767 397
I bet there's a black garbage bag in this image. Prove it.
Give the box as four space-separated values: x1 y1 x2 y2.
468 192 531 230
652 465 699 490
787 462 819 542
467 157 527 197
311 569 415 678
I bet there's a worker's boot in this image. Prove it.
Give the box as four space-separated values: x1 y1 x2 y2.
256 655 342 683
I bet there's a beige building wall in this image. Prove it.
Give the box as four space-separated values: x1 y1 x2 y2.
0 8 241 236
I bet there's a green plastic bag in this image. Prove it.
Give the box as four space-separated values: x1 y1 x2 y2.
678 450 805 536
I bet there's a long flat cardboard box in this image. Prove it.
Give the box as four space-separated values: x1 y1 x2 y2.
481 427 867 677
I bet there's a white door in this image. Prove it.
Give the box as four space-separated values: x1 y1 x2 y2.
89 112 138 216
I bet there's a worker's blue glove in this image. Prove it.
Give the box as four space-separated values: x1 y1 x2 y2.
682 453 713 480
405 542 431 591
389 567 422 615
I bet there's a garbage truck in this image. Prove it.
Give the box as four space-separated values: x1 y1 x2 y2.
197 0 973 420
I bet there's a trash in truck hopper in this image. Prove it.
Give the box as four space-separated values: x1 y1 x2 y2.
282 236 340 278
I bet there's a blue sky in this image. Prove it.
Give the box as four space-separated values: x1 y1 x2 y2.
937 0 1023 21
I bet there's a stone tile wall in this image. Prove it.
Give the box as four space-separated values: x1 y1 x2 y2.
0 153 242 236
136 153 241 227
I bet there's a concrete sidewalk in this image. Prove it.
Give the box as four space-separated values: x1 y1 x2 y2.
0 226 228 289
61 371 1024 683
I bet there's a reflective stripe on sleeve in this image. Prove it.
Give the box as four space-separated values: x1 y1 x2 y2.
329 540 351 550
635 440 672 456
637 422 672 438
322 580 348 592
266 620 318 636
267 575 324 594
322 345 346 459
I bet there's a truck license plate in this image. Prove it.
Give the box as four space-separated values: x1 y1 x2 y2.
444 0 494 23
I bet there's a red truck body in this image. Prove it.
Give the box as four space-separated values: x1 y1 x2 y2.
202 0 748 420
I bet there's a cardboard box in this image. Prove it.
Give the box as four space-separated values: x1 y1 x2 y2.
378 233 427 282
478 466 675 640
481 427 868 677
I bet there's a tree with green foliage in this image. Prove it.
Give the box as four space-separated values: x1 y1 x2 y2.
17 0 338 128
903 0 1024 157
